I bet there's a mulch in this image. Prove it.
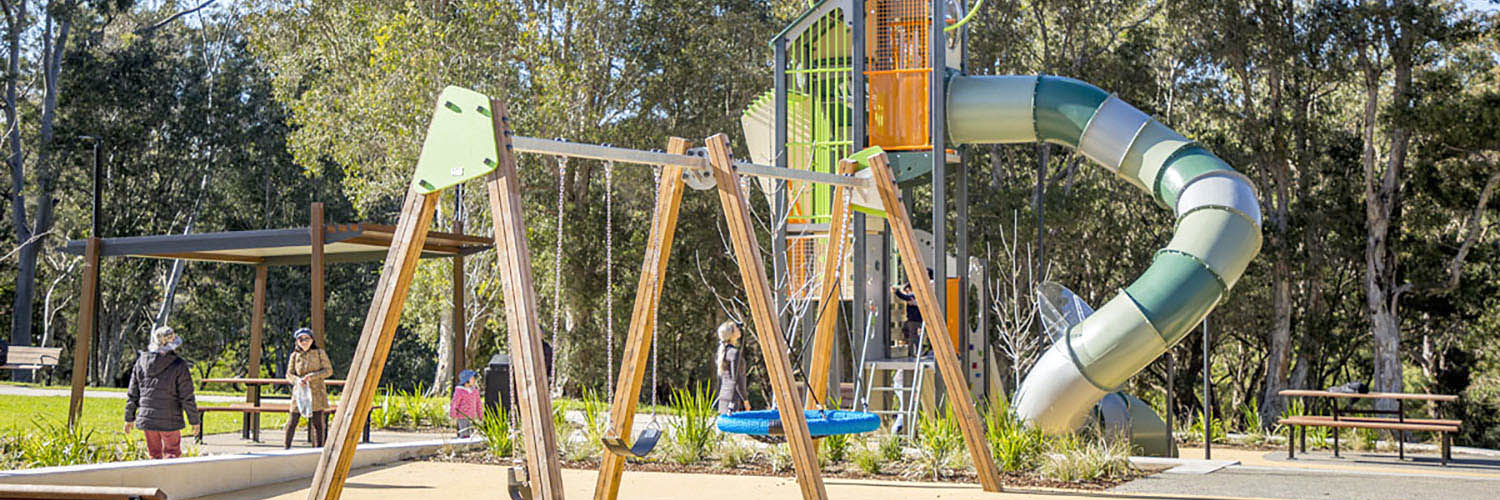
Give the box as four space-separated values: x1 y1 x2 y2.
429 448 1146 491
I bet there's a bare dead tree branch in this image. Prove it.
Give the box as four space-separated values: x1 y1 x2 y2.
136 0 219 35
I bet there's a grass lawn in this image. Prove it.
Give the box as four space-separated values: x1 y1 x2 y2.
0 393 288 444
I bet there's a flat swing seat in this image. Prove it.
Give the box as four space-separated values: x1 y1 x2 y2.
717 409 880 437
601 427 663 458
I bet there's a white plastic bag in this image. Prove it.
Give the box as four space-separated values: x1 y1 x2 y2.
293 380 314 415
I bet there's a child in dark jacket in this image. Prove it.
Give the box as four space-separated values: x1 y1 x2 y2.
124 326 200 459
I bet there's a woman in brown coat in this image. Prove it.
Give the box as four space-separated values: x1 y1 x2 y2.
285 328 333 448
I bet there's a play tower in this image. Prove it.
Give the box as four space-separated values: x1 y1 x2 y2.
745 0 1263 453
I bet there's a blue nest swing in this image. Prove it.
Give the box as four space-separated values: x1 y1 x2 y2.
717 409 880 437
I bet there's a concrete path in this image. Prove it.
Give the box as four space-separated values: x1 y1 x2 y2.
0 385 243 403
193 462 1185 500
1111 446 1500 500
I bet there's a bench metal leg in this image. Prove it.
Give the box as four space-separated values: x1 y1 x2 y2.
1288 425 1295 459
1299 425 1306 453
363 419 371 443
1398 431 1405 460
1442 433 1451 466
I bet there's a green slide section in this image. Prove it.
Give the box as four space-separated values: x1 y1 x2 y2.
946 75 1263 432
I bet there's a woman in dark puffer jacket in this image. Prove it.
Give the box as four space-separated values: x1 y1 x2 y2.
124 326 201 459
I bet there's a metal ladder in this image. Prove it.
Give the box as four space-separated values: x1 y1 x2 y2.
860 325 933 439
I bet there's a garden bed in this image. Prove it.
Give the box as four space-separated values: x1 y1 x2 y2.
428 447 1150 491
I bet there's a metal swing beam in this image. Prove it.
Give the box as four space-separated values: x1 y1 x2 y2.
507 135 870 189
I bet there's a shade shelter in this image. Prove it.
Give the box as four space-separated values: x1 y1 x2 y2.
59 202 491 426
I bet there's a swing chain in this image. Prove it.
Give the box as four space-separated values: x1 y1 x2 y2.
649 166 661 421
605 159 615 402
550 155 567 386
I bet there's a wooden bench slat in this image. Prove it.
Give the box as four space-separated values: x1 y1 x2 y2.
3 346 63 366
0 484 166 500
198 403 378 413
1279 416 1457 433
1288 415 1461 427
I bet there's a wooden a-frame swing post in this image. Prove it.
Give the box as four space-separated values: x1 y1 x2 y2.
705 134 829 500
707 144 1005 495
308 94 563 500
484 96 566 500
805 160 855 409
306 187 440 500
593 137 691 500
867 153 1004 492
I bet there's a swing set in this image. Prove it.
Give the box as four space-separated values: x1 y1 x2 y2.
302 86 1001 500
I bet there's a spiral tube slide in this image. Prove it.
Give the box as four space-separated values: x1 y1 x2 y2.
947 75 1263 432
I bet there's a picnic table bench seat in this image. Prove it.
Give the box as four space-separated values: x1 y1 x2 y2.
197 402 380 444
1278 415 1459 464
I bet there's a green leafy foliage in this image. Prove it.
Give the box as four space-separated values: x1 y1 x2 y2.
479 405 515 458
908 406 966 480
666 382 718 465
0 419 146 469
984 401 1046 472
820 432 852 464
1039 432 1134 483
715 436 754 469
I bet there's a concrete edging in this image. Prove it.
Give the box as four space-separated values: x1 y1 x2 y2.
0 437 484 499
1129 455 1239 474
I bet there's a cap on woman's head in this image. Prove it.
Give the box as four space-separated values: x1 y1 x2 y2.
149 326 182 353
717 320 741 343
458 369 477 385
293 328 314 340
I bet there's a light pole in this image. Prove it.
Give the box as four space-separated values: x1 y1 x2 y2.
79 136 101 238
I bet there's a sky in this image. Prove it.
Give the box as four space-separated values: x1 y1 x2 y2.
1466 0 1499 12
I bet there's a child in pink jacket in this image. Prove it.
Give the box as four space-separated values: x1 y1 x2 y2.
449 369 483 437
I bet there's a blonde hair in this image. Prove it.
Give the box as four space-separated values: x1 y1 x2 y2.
716 321 741 375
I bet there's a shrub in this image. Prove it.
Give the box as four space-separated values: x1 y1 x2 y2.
0 420 147 468
581 389 609 447
908 407 965 480
480 406 515 458
984 401 1045 472
1039 432 1133 482
878 434 904 462
851 447 883 475
1187 413 1229 444
1357 427 1380 451
666 382 718 464
716 437 754 469
767 444 793 473
821 432 852 464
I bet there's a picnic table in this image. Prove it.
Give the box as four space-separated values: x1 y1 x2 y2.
200 377 359 443
1278 389 1460 464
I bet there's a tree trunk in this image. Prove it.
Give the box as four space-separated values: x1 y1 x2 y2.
430 306 454 397
7 7 70 382
1361 13 1415 410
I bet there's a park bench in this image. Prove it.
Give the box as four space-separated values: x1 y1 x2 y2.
1278 389 1460 465
196 401 379 444
1 345 62 371
0 484 166 500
